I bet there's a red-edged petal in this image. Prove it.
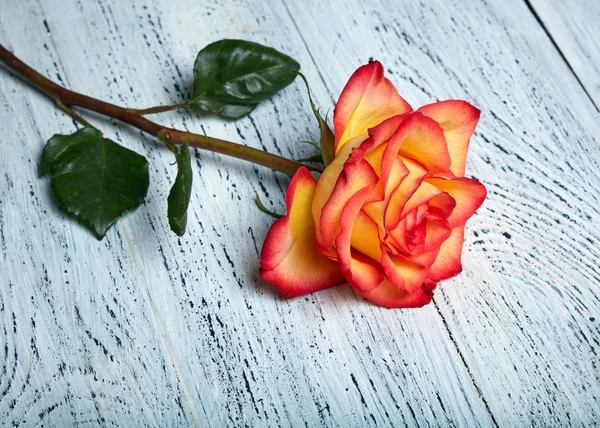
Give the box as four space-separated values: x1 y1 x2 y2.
423 279 438 292
421 217 453 252
417 100 480 176
357 279 434 309
399 181 443 220
394 113 451 173
313 135 369 247
351 210 383 261
334 61 411 153
427 225 465 281
380 248 429 294
344 250 384 292
428 192 457 219
335 183 382 292
426 177 486 228
397 246 442 268
260 167 345 297
319 152 379 250
382 157 428 228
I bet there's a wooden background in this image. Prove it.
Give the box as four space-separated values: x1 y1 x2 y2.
1 0 599 426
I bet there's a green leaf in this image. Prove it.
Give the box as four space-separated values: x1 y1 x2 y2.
167 141 193 236
296 72 335 165
189 39 300 119
189 98 257 120
41 127 149 239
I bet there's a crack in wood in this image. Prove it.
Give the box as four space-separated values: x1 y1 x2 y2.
523 0 599 112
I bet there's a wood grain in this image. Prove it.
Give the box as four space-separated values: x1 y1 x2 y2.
27 0 502 425
1 0 599 426
284 0 600 425
0 0 499 425
527 0 600 110
0 2 196 426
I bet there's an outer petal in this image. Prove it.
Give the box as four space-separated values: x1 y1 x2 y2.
313 135 368 247
388 112 452 173
417 100 480 176
357 279 434 309
351 210 383 262
335 182 382 292
426 177 487 228
427 225 465 281
260 167 345 297
334 61 411 153
380 248 429 294
344 251 385 292
319 149 379 250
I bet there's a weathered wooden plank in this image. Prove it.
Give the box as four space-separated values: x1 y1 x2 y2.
0 2 196 426
284 0 600 425
27 0 498 425
527 0 600 110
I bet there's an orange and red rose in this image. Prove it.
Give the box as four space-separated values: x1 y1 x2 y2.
260 61 486 308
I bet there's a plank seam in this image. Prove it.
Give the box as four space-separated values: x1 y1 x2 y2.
282 0 500 423
433 298 499 428
523 0 600 112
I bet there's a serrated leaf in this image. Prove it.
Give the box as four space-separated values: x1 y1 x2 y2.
167 141 193 236
296 72 335 165
189 39 300 119
41 127 149 239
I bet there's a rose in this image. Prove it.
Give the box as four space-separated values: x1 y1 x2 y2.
260 61 486 308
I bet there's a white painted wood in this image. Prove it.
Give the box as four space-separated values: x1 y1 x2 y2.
1 0 599 427
284 0 600 425
528 0 600 109
21 0 499 425
0 2 196 427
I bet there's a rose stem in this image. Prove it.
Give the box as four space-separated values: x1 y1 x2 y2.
132 102 188 115
0 43 317 177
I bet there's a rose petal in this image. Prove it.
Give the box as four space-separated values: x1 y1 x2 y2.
319 150 379 250
380 248 429 294
423 279 438 292
313 135 369 247
417 100 480 176
427 225 465 281
334 61 411 153
344 250 385 292
400 181 443 220
351 210 383 261
384 167 436 234
421 217 453 252
426 177 486 228
335 183 382 292
260 167 345 297
394 112 451 173
397 246 441 268
357 278 434 309
428 192 457 219
389 217 451 267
